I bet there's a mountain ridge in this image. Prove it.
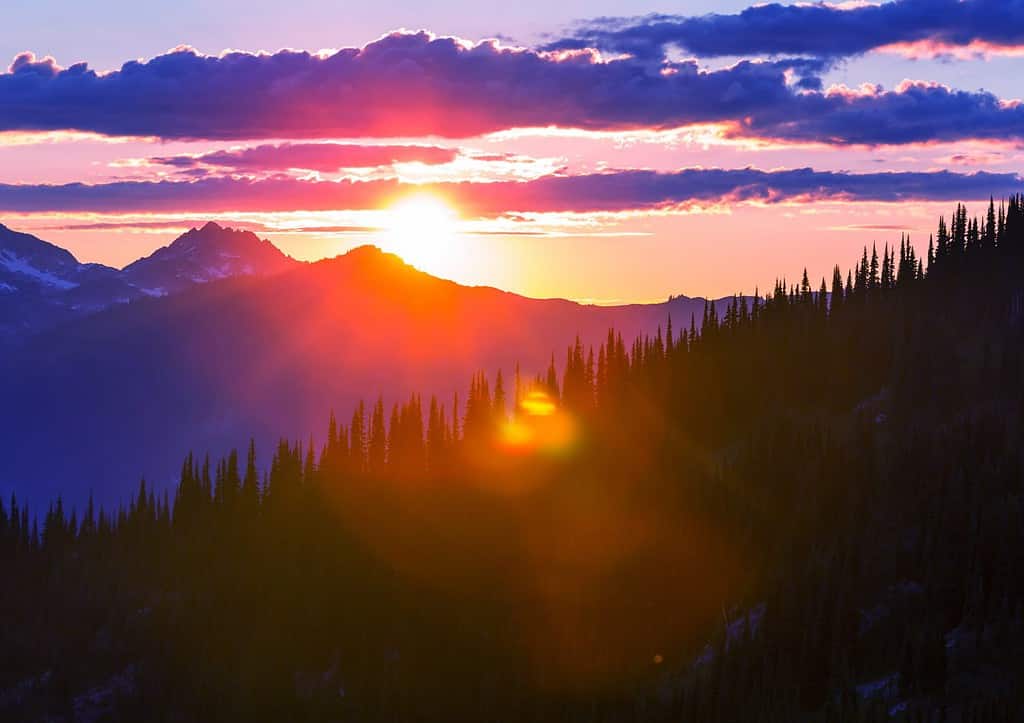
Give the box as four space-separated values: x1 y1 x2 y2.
0 222 722 341
122 221 299 295
0 226 732 509
0 221 301 342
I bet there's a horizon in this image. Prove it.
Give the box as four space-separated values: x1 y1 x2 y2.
1 216 853 306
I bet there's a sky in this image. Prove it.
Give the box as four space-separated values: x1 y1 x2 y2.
2 0 1023 302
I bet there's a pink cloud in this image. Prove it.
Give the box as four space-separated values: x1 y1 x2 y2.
150 142 459 173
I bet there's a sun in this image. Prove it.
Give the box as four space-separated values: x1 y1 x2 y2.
381 194 461 273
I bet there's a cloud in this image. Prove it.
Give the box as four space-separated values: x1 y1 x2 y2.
42 220 382 234
0 168 1016 216
943 150 1012 166
0 38 814 140
41 219 230 231
151 142 459 172
743 81 1024 146
35 219 291 232
549 0 1024 61
2 33 1022 148
839 223 915 231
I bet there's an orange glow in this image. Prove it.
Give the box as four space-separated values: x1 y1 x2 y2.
501 418 536 450
500 390 578 457
520 390 556 417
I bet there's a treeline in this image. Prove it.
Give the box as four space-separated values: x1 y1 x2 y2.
2 197 1024 722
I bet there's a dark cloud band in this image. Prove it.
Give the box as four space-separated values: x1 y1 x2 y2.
550 0 1024 60
152 142 458 172
0 37 805 140
0 168 1016 216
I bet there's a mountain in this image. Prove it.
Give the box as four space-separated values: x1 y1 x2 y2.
0 223 130 342
0 222 84 289
0 222 299 343
122 221 297 295
0 242 728 509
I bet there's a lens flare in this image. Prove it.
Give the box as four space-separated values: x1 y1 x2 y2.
499 389 578 456
501 418 536 449
520 390 556 417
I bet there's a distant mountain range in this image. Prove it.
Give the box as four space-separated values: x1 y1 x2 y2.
0 221 296 343
0 222 736 509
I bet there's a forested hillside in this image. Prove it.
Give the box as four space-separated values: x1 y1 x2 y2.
0 236 732 511
2 197 1024 722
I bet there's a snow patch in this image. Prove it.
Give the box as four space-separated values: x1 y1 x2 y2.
0 250 78 289
190 262 256 283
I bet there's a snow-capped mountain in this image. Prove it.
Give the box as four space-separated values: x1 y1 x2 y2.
0 223 131 341
123 222 296 295
0 222 299 343
0 222 96 292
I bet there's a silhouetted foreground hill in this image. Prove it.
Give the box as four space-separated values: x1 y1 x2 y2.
0 239 728 508
3 197 1024 722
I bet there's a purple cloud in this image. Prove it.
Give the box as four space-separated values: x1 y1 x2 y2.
746 81 1024 146
2 33 1022 147
0 168 1016 216
152 142 458 172
40 220 379 233
0 37 808 140
550 0 1024 60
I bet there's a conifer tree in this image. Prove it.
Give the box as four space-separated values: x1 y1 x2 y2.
368 397 387 474
830 266 844 314
242 439 259 510
984 197 997 249
350 401 367 473
855 248 869 294
868 244 880 291
427 396 445 472
546 354 559 399
936 217 949 264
